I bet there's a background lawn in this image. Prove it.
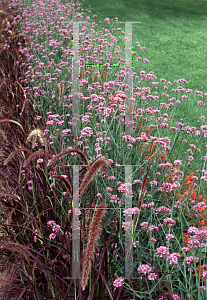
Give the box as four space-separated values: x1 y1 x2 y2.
72 0 207 124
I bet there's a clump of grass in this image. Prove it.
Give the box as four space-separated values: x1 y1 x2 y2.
0 0 207 299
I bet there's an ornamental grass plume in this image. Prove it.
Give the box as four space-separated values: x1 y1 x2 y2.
78 156 112 199
23 150 53 167
1 242 31 266
0 263 15 295
47 148 90 169
81 202 107 291
3 147 33 166
26 125 46 149
71 155 111 203
0 188 20 201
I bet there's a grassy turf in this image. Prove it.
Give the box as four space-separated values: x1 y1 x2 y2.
74 0 207 121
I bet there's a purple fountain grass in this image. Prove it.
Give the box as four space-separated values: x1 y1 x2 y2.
81 201 107 291
0 129 8 145
1 242 31 266
0 188 25 212
0 119 24 133
49 174 72 197
5 204 19 233
73 156 112 200
32 217 42 244
3 147 33 166
23 149 53 168
3 125 47 166
47 147 90 169
82 200 96 231
26 125 46 149
0 188 20 201
0 263 15 295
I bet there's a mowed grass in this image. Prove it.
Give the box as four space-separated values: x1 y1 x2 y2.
75 0 207 122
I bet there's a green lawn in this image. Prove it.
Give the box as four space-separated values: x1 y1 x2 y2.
73 0 207 121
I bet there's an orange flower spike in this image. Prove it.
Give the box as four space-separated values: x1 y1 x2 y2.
183 233 190 247
138 124 142 131
198 195 204 201
192 267 206 282
161 155 166 162
199 218 206 225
